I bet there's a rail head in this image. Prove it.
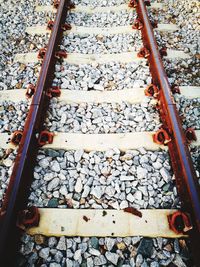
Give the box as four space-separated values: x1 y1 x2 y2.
133 0 200 264
0 0 70 265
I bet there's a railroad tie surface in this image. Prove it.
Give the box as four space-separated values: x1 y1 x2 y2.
27 209 187 238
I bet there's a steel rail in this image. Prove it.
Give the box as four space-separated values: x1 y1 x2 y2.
0 1 69 266
134 0 200 265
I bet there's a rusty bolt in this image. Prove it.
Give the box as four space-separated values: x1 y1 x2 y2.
144 84 159 98
37 48 47 60
47 20 54 31
61 23 72 31
132 19 143 30
144 0 151 6
171 84 181 94
185 128 197 144
168 211 192 234
137 47 150 58
26 84 36 99
38 131 54 146
55 51 67 59
10 131 23 146
129 0 138 8
46 86 61 98
160 47 168 57
17 206 40 230
53 0 60 8
153 128 171 145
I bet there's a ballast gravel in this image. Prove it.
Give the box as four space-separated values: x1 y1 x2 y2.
45 99 161 133
18 234 193 266
164 59 200 86
0 0 54 85
0 101 29 134
0 62 42 91
175 95 200 130
0 148 17 208
53 61 151 90
73 0 127 7
62 32 142 54
28 148 179 210
67 10 136 27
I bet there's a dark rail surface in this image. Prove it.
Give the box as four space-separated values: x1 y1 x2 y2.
135 0 200 265
0 1 69 266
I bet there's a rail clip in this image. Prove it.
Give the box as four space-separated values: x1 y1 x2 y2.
11 131 23 146
171 85 181 94
38 131 54 146
160 47 168 57
137 47 150 58
26 84 36 99
38 48 47 60
17 206 40 230
47 20 54 31
46 86 61 98
62 23 72 31
153 128 171 145
129 0 138 8
145 84 159 98
168 211 192 234
67 2 75 10
55 51 67 59
185 128 197 144
144 0 151 6
132 19 143 30
53 0 60 9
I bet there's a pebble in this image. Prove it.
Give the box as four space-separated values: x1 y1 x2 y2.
39 248 50 260
105 251 119 265
47 178 60 191
75 178 83 193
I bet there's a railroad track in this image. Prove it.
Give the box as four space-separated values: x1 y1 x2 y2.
0 0 200 266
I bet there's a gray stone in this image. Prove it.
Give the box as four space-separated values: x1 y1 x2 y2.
137 167 148 179
137 238 153 258
91 186 103 199
48 178 60 191
94 255 107 265
89 248 101 256
74 149 84 162
39 248 50 260
57 236 66 250
105 238 115 251
48 237 57 248
105 251 119 265
51 161 61 172
160 167 171 183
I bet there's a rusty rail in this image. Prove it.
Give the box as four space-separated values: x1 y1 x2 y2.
0 0 69 265
132 0 200 265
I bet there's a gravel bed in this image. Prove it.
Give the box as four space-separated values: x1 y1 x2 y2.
150 0 199 55
0 0 53 90
0 148 16 208
18 234 192 266
0 62 41 91
62 32 142 54
149 0 200 86
73 0 127 7
0 101 28 133
45 99 161 133
191 146 200 183
67 10 136 27
164 58 200 86
28 148 179 209
53 61 151 90
175 95 200 130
